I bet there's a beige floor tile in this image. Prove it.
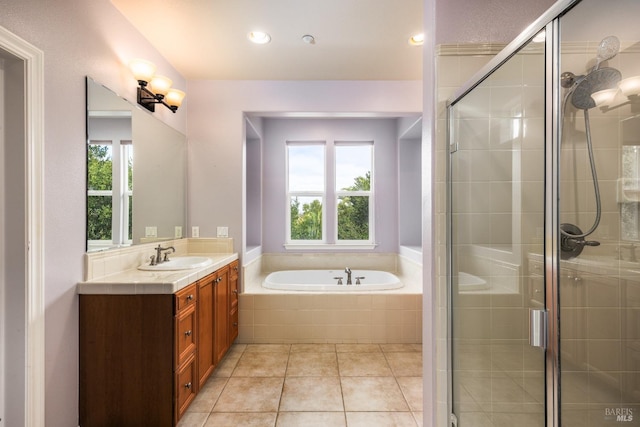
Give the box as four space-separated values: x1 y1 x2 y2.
341 377 410 411
290 343 336 353
245 344 291 353
386 352 423 377
176 412 209 427
279 377 344 412
205 412 277 426
227 343 248 356
233 352 289 377
276 412 346 427
397 376 423 411
345 411 418 426
381 343 422 353
213 354 240 378
336 343 381 353
286 352 339 377
338 352 393 376
213 377 284 412
186 377 228 412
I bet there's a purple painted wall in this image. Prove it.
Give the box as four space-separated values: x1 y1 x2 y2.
0 1 185 425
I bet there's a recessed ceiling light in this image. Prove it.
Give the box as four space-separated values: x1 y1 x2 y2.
248 31 271 44
301 34 315 45
409 33 424 46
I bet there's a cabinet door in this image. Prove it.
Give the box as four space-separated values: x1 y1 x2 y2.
175 353 197 423
228 261 239 345
175 303 197 369
214 266 230 363
197 274 215 388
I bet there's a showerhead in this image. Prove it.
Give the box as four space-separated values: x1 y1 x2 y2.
570 67 621 109
593 35 620 71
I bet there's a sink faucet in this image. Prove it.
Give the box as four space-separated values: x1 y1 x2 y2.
345 267 352 285
154 244 176 264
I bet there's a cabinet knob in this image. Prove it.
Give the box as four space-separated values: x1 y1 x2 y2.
184 382 192 389
184 330 192 337
234 266 239 271
233 289 238 294
186 294 194 301
233 322 238 326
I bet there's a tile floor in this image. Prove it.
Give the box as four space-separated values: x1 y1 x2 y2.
177 343 424 427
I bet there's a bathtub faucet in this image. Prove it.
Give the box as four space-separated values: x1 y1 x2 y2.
345 267 352 285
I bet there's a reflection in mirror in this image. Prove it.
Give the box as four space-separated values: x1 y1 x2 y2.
621 115 640 241
86 77 187 252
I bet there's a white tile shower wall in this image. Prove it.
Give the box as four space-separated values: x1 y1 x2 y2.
83 238 233 281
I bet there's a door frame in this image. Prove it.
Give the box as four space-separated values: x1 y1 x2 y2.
0 25 45 427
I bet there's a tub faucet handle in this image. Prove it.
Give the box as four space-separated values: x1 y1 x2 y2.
333 276 344 285
355 276 365 285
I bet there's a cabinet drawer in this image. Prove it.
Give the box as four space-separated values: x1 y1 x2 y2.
229 307 239 344
176 353 197 422
175 284 196 313
175 304 197 368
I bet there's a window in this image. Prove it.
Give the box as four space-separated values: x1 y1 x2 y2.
286 140 374 248
335 143 372 242
87 139 133 249
287 142 325 242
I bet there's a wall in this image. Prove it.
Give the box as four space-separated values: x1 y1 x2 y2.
186 80 422 256
0 1 186 425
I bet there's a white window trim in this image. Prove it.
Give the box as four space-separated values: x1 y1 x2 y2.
87 139 133 247
285 140 375 249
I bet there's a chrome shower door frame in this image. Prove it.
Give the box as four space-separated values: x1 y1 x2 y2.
446 1 582 426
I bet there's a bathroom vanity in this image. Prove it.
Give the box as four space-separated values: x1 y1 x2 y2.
78 249 238 427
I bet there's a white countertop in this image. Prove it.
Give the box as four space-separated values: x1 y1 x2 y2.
77 253 238 295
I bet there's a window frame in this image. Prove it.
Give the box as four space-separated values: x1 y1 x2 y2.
87 139 133 249
285 139 375 250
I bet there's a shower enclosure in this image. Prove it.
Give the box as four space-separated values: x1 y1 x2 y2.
447 0 640 425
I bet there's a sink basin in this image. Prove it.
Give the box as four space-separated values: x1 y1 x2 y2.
138 256 213 271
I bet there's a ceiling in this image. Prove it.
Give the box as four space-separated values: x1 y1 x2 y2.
111 0 424 81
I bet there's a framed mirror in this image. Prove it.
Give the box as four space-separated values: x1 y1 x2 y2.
86 77 187 252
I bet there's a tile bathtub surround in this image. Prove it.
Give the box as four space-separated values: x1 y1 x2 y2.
177 343 424 427
238 293 422 344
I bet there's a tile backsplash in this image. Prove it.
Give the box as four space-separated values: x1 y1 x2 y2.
83 238 234 281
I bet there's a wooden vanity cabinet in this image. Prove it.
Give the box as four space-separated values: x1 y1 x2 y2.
80 259 239 427
80 285 195 427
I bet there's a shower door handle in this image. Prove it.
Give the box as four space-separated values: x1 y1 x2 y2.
529 309 548 350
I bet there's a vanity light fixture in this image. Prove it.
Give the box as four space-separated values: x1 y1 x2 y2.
409 33 424 46
591 88 619 107
619 76 640 98
128 58 186 113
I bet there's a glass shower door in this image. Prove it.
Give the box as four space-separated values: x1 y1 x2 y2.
448 35 547 426
558 0 640 425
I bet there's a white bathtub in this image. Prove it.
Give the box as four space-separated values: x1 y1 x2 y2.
457 272 489 291
263 269 403 291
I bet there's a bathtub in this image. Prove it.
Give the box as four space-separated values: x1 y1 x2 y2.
263 269 403 291
457 272 489 291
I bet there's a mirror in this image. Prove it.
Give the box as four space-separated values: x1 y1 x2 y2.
86 77 187 252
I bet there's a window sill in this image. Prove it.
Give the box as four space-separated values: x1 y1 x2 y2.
283 243 377 251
